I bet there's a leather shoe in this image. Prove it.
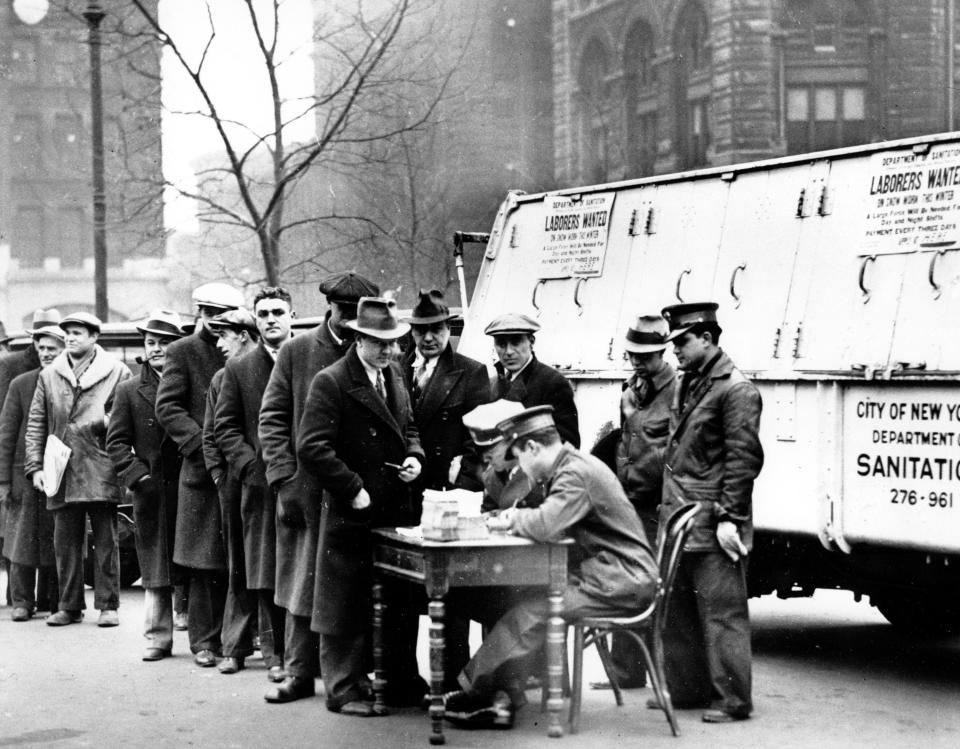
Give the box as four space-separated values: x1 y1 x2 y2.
647 696 709 710
702 709 750 723
444 689 514 729
218 656 245 674
194 649 217 667
591 677 646 690
173 612 188 631
46 610 83 626
11 607 33 622
98 609 119 627
265 676 315 704
142 647 171 661
267 665 286 683
335 700 378 717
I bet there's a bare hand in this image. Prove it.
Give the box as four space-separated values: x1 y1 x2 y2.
486 509 514 532
351 487 372 510
717 521 748 562
398 457 421 483
31 472 45 493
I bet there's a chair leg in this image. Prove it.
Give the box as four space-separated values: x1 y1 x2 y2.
639 634 680 737
569 624 584 734
593 632 624 707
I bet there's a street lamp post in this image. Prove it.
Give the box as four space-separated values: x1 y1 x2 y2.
83 1 108 320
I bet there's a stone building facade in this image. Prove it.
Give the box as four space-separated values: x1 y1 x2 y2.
553 0 957 186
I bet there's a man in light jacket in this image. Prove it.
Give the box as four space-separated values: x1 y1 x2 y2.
24 312 132 627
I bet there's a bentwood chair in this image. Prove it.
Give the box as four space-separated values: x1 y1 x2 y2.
568 502 702 736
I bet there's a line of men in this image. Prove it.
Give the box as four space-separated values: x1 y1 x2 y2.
0 270 762 727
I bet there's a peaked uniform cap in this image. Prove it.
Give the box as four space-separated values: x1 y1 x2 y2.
27 308 62 336
462 399 527 447
625 314 669 353
661 302 721 342
318 271 380 305
60 311 102 334
497 405 556 449
192 282 245 311
345 297 410 340
484 313 540 336
208 307 257 335
136 309 185 339
407 289 454 325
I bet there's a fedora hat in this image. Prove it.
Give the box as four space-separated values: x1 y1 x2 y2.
661 302 721 342
136 309 184 339
624 315 668 354
27 308 62 337
407 289 454 326
345 297 410 340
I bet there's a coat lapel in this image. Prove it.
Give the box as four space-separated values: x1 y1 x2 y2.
136 365 159 410
344 351 403 441
416 347 463 423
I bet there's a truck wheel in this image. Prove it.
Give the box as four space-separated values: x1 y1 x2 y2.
874 594 960 636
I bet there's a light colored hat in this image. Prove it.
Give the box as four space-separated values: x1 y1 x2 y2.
136 310 184 339
60 311 102 334
462 399 527 447
32 325 66 343
497 405 556 450
345 297 410 340
624 315 669 354
484 313 540 336
27 308 62 337
207 308 258 336
661 302 721 342
192 282 245 311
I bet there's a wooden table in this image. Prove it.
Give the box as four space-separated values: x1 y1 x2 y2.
372 528 571 745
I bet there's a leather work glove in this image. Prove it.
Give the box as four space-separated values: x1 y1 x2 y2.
717 520 748 562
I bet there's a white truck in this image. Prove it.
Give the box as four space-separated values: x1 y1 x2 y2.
454 131 960 634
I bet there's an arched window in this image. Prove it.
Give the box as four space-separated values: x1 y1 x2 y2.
578 38 610 182
624 21 658 176
674 1 710 168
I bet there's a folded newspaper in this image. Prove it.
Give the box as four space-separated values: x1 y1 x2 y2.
42 435 71 498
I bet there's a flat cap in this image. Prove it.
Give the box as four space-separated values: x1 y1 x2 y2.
661 302 720 342
462 399 526 447
60 311 102 334
192 282 245 311
318 271 379 305
484 313 540 336
497 405 557 449
207 308 257 336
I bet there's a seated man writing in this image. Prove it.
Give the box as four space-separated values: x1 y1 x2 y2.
443 405 658 729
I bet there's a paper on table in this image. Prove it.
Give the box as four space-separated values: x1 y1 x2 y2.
42 434 71 498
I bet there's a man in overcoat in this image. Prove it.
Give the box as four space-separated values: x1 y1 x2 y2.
259 271 378 704
0 322 64 619
485 313 580 447
297 296 425 716
593 314 677 691
202 308 262 674
105 310 184 659
0 308 61 605
155 282 244 666
215 288 295 679
443 406 658 729
24 312 132 627
658 302 763 723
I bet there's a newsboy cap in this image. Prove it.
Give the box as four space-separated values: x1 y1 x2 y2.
407 289 454 326
462 399 526 447
624 315 669 354
497 405 557 450
207 308 258 336
661 302 720 342
318 271 380 305
192 282 244 311
60 311 102 335
345 297 410 340
484 313 540 336
136 309 184 339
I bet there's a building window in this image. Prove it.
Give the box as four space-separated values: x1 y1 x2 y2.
55 207 87 268
13 206 44 267
624 20 658 176
54 113 83 169
9 39 39 83
674 1 711 169
786 84 865 153
578 38 611 183
784 0 868 52
11 115 42 175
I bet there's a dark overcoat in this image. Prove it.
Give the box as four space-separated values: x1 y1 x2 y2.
660 350 764 552
215 343 276 591
105 364 182 588
401 344 491 497
0 369 54 567
258 321 347 616
0 347 39 542
297 349 424 635
493 355 581 448
155 325 226 570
